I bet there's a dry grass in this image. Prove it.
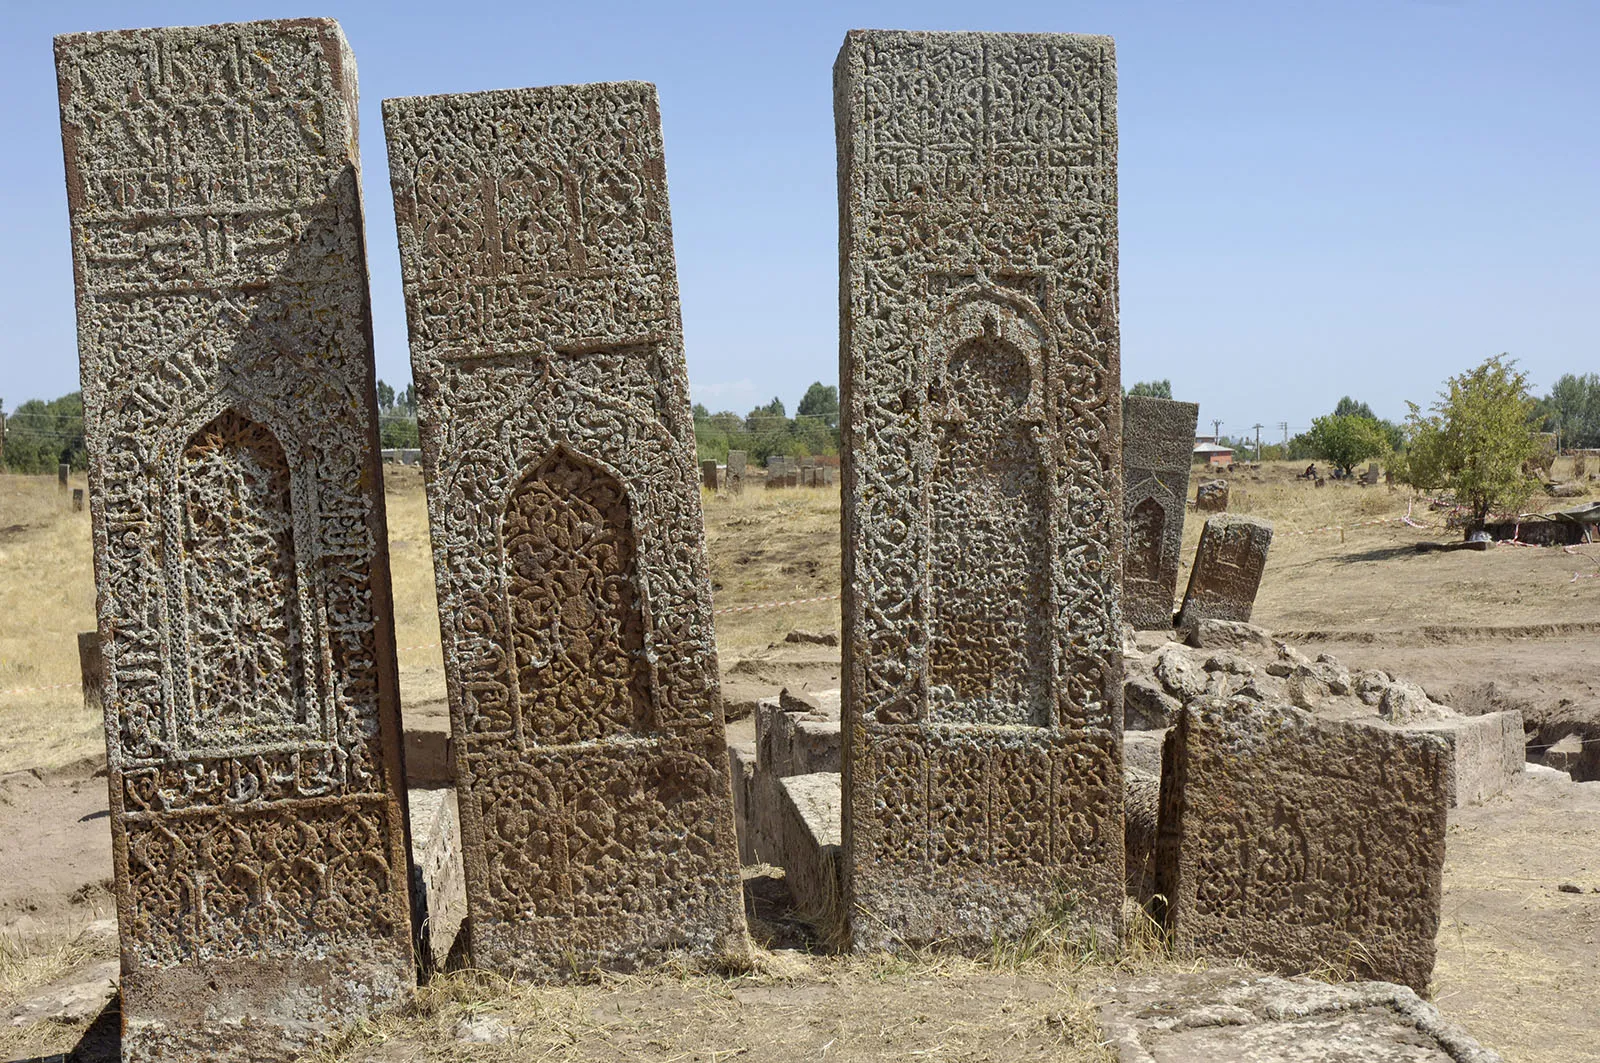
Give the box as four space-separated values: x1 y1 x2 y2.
302 951 1122 1063
0 472 100 775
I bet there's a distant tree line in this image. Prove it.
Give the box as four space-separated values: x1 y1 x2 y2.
693 382 840 464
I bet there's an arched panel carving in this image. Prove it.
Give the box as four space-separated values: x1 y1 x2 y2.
502 447 652 744
177 410 308 747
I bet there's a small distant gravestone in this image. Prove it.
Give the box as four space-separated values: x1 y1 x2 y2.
838 29 1125 952
57 18 415 1057
785 468 800 488
802 466 816 488
71 488 84 511
1176 514 1273 629
726 450 747 494
1194 479 1229 512
1122 396 1198 629
76 631 102 715
386 80 748 976
57 463 69 491
821 466 836 486
1155 697 1449 993
1362 463 1381 485
701 459 721 490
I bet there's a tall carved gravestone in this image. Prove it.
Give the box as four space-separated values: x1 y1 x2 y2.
384 82 748 976
1122 396 1198 629
55 19 415 1059
836 30 1125 951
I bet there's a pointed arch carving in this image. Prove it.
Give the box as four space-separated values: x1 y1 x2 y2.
176 409 309 747
501 446 652 744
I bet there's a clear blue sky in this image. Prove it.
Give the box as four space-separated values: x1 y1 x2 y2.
3 1 1595 443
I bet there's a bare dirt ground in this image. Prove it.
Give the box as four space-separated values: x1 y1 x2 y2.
0 461 1596 1061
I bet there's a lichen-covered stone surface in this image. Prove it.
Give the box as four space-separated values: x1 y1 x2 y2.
1176 513 1273 628
1155 697 1449 993
836 29 1124 952
1097 969 1504 1063
1121 396 1197 629
384 82 748 976
55 18 415 1060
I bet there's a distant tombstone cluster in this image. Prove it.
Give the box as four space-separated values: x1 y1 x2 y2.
54 20 1450 1060
764 453 835 489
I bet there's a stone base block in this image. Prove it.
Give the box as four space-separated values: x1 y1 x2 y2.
776 772 844 940
1402 711 1525 807
410 788 467 975
1156 698 1450 993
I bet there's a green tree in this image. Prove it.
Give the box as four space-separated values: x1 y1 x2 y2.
1126 379 1172 399
1398 355 1539 533
1537 372 1600 448
376 379 396 411
1 392 86 473
796 382 840 428
691 402 711 422
1303 414 1391 476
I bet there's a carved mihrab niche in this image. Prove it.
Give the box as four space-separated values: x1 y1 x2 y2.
835 30 1126 952
56 18 413 1061
384 81 748 976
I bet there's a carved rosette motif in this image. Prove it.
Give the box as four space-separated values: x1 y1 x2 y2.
1121 396 1199 629
384 82 747 975
56 19 413 1060
837 31 1125 951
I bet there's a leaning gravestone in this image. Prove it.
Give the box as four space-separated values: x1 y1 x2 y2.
726 449 747 494
1121 396 1198 628
1176 513 1273 629
385 81 748 976
837 29 1125 951
56 19 415 1059
1155 698 1450 993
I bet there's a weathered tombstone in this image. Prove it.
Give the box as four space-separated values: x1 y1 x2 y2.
76 630 102 714
701 459 721 490
55 18 415 1058
766 454 785 471
1193 478 1229 512
72 487 85 511
726 449 747 494
802 466 816 488
1121 396 1198 629
57 463 69 491
785 467 800 488
1176 514 1273 630
1155 698 1449 993
837 30 1125 951
821 465 836 486
385 81 749 976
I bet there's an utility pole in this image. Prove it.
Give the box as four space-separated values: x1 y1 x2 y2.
1279 421 1289 447
1211 418 1223 442
1252 423 1263 461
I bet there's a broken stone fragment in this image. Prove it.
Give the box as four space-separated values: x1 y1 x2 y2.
1203 651 1254 676
1182 618 1273 650
1354 670 1392 706
1125 676 1181 730
1153 644 1208 700
1286 665 1330 710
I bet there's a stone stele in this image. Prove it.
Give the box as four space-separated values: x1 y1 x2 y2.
836 30 1125 952
55 18 415 1060
1176 513 1273 629
1155 697 1450 994
1121 395 1198 629
383 81 748 976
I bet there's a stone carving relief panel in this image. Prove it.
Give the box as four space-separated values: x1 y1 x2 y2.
385 82 747 976
837 30 1124 952
57 18 413 1061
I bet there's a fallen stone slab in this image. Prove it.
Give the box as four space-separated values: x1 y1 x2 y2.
1156 698 1450 993
1097 969 1504 1063
5 959 118 1028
